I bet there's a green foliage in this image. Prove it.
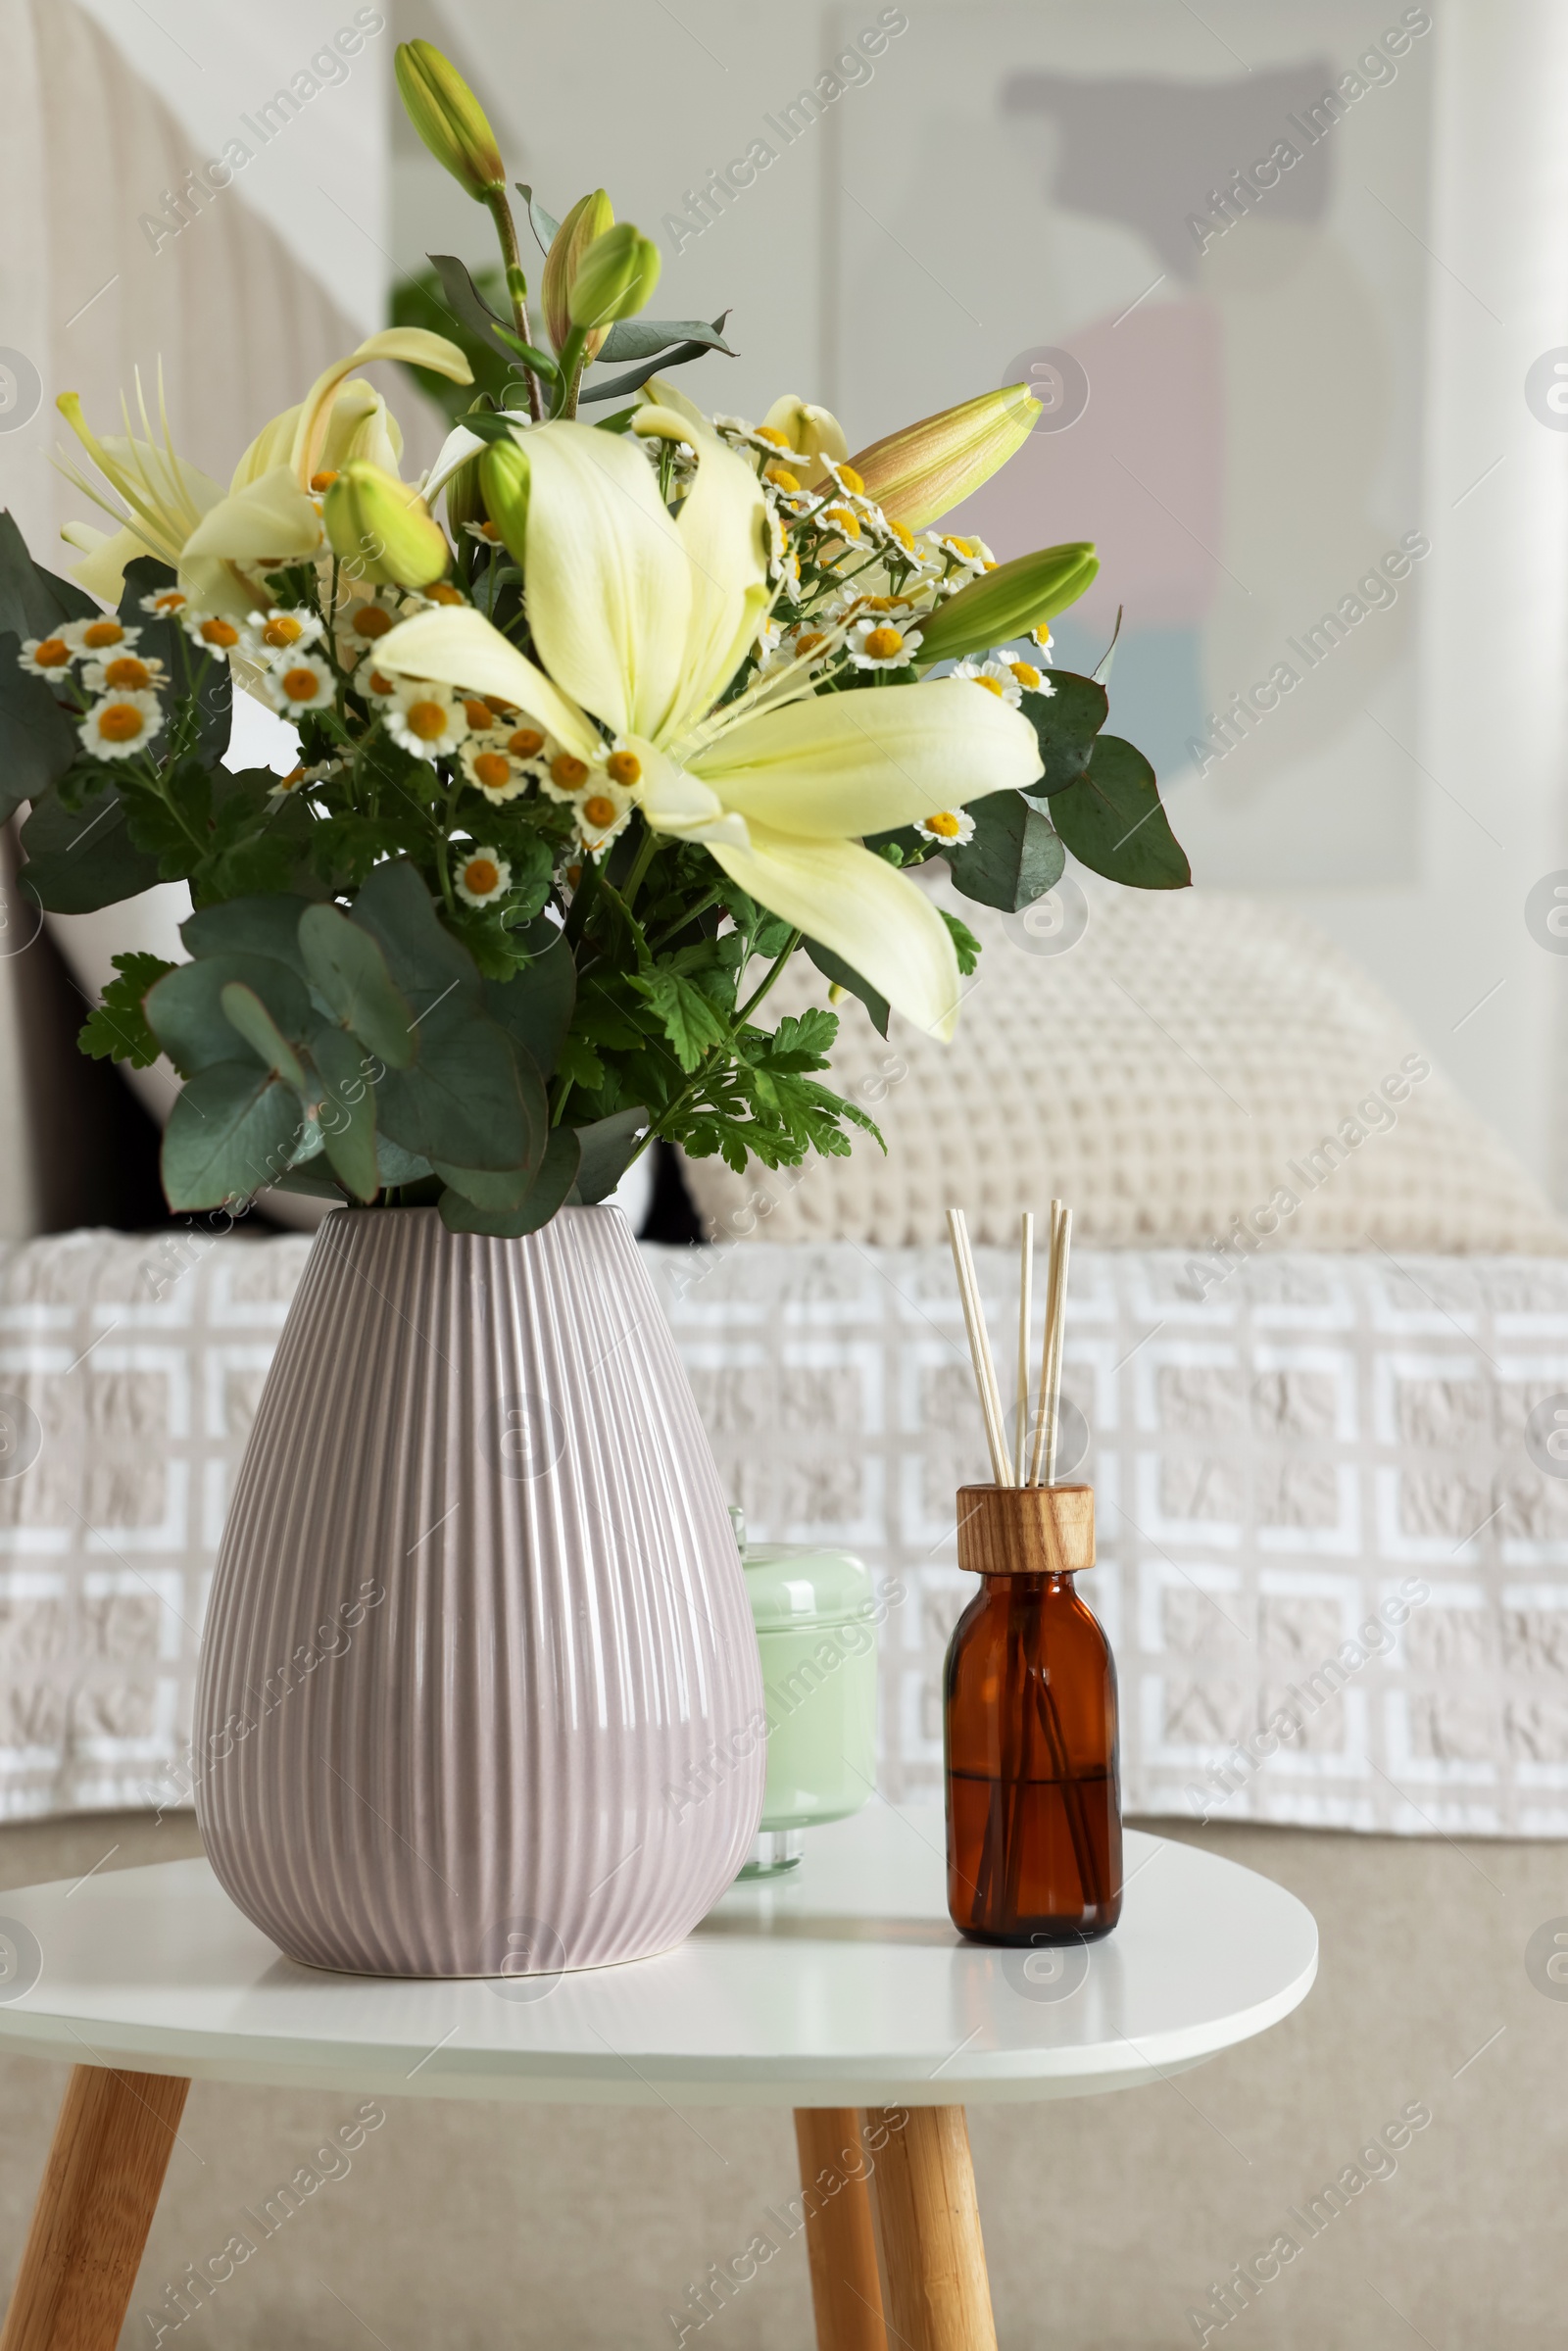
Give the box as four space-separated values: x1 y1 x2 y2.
391 263 520 419
1023 671 1109 794
1050 736 1191 890
943 791 1065 912
77 953 172 1068
940 909 982 975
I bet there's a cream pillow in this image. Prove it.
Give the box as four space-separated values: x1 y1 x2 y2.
679 885 1568 1254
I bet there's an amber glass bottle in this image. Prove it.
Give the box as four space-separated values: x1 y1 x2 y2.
945 1484 1122 1944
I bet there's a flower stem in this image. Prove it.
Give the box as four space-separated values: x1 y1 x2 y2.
484 192 542 423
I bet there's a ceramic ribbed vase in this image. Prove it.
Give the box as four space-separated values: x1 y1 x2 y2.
193 1204 765 1979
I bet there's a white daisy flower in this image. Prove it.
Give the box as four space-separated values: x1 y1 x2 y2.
337 596 402 653
82 652 167 695
936 532 995 573
18 633 76 681
402 582 468 613
78 690 162 760
139 587 189 618
244 606 325 665
266 651 336 718
572 774 635 855
914 808 976 849
463 519 506 547
816 500 863 544
181 612 244 657
776 624 836 670
954 657 1023 709
356 658 402 705
455 847 512 907
1029 623 1055 663
384 677 469 760
754 617 784 662
267 759 336 805
1004 654 1054 698
847 614 923 671
64 615 140 661
539 746 594 803
460 739 533 804
877 515 930 567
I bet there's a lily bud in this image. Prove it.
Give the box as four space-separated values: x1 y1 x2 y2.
760 395 848 490
847 384 1041 529
479 441 531 567
916 543 1100 666
323 462 451 588
393 41 507 200
542 190 614 357
567 223 662 334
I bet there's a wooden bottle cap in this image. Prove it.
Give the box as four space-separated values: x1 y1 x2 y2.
956 1484 1095 1577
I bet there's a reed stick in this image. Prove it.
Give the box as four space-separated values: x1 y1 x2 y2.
1013 1210 1033 1485
946 1209 1012 1485
1042 1205 1073 1486
1027 1200 1061 1486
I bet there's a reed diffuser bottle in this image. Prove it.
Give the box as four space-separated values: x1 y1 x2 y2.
945 1483 1121 1943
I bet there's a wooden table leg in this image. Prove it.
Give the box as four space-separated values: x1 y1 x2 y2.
0 2065 190 2351
864 2104 997 2351
794 2108 888 2351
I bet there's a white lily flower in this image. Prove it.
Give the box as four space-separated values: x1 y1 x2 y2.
372 420 1040 1040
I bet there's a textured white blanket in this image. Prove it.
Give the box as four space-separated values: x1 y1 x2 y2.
2 1229 1565 1837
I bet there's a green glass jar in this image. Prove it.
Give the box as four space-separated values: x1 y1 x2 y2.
736 1513 878 1876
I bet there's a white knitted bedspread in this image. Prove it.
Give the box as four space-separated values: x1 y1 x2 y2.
3 1228 1567 1837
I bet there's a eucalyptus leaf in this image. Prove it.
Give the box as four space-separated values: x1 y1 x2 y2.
438 1127 580 1237
182 893 316 977
146 954 312 1078
596 312 734 365
273 1165 351 1201
426 252 508 339
0 647 80 825
161 1060 306 1212
298 904 418 1069
220 982 307 1090
944 792 1065 913
350 857 481 1020
376 1137 433 1186
485 931 575 1079
514 183 562 256
571 1106 649 1205
430 1159 533 1211
0 512 97 638
310 1023 380 1203
18 780 163 912
804 937 889 1039
376 1009 533 1171
1023 671 1109 795
579 338 723 405
1049 735 1190 890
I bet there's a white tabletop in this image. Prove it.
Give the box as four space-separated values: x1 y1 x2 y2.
0 1807 1315 2109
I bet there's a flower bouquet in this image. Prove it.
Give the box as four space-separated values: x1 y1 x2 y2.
1 37 1188 1238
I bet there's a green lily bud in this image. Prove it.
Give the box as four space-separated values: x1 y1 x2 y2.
917 542 1099 666
393 40 506 200
542 191 614 357
567 223 662 333
847 384 1040 529
323 462 451 588
443 449 488 541
479 440 531 567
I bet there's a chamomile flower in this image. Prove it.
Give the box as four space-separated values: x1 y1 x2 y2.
539 747 593 803
463 518 505 546
411 581 467 610
818 502 862 542
82 652 167 695
776 624 836 669
244 607 325 664
455 847 512 907
268 759 336 805
1004 652 1055 699
1029 623 1055 663
18 634 76 681
64 615 140 661
78 690 162 759
937 532 996 573
500 722 547 761
914 809 976 848
182 612 243 656
572 774 634 855
460 739 533 804
954 657 1022 709
139 587 189 618
848 615 923 671
338 597 401 651
753 616 784 663
266 652 335 717
385 677 468 760
459 695 507 737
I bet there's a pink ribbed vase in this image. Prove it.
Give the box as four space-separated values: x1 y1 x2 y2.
193 1204 765 1979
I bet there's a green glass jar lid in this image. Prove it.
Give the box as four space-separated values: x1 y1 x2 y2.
742 1542 877 1633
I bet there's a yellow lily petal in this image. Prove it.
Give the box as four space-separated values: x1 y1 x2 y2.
662 434 771 743
518 421 691 742
370 605 601 763
59 521 152 605
632 742 751 846
180 465 322 567
636 376 719 443
708 825 965 1042
288 330 472 489
693 678 1041 839
320 381 406 476
761 394 848 489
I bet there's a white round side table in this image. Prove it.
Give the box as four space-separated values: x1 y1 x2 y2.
0 1804 1315 2351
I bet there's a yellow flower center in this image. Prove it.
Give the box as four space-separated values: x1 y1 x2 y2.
764 464 800 493
923 811 963 839
483 696 515 717
463 699 494 730
310 469 338 492
424 582 463 605
277 765 305 791
478 519 502 540
822 505 860 539
367 669 394 697
755 426 789 448
33 638 68 667
1008 661 1042 690
971 674 1004 697
863 625 905 661
406 698 449 740
199 618 240 648
606 750 640 786
281 664 323 704
350 604 393 639
582 795 617 828
508 727 545 759
153 591 186 612
888 520 914 550
551 753 588 790
96 703 145 743
82 620 125 650
463 857 500 896
261 614 305 647
794 631 827 658
837 465 864 494
473 752 513 790
101 656 154 691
